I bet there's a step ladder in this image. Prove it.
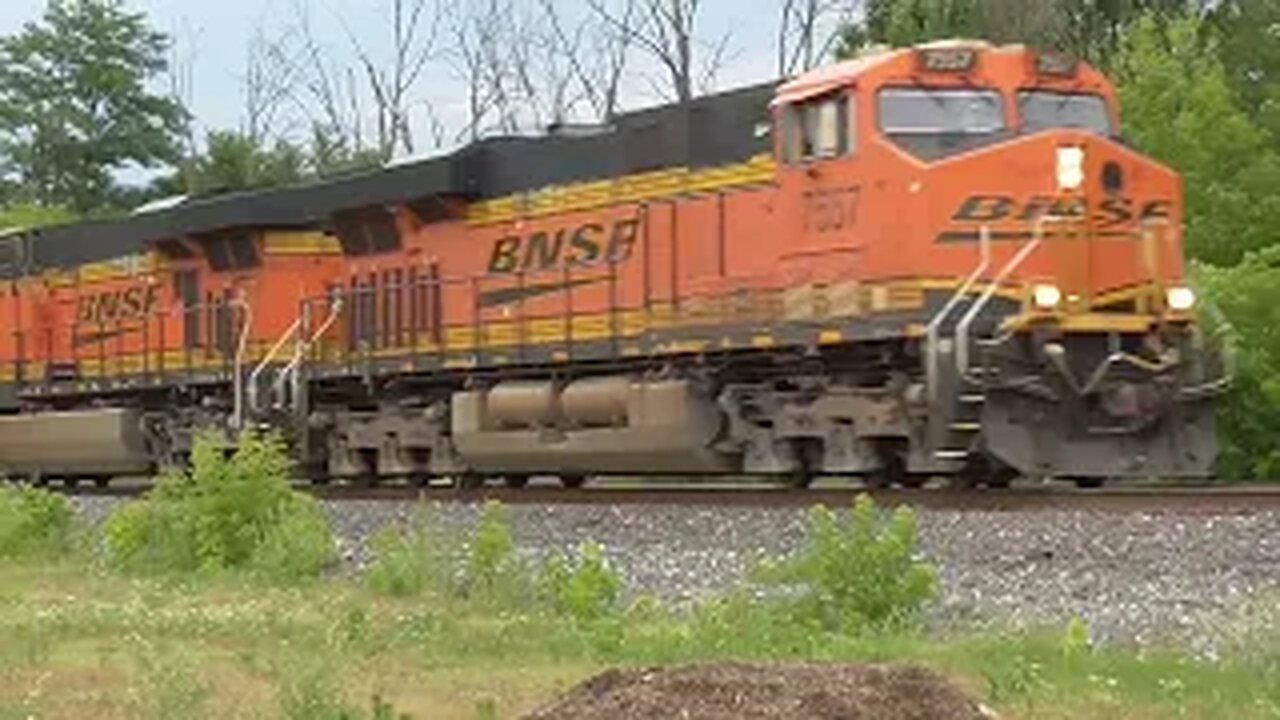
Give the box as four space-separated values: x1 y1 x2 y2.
924 216 1067 468
240 297 343 427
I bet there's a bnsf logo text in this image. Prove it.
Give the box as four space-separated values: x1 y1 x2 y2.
488 219 639 274
954 195 1173 228
78 284 160 325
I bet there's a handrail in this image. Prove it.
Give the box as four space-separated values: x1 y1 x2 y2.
1187 296 1236 397
246 316 302 417
230 293 253 430
1042 344 1177 397
925 225 991 402
956 214 1071 380
274 297 344 409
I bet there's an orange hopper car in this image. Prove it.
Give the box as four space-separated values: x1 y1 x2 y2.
0 41 1227 487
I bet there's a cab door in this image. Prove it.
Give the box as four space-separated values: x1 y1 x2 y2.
775 88 863 281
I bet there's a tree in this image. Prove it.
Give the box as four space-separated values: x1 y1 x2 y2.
0 0 188 214
307 127 383 179
836 0 980 54
0 203 76 231
1209 0 1280 146
835 0 1201 62
1197 248 1280 480
184 131 306 196
1113 14 1280 266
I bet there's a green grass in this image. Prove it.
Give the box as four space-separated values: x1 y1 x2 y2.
0 560 1277 719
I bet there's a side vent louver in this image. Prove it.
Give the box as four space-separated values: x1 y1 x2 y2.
332 207 402 256
195 230 261 272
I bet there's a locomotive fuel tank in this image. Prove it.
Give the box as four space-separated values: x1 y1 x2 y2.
0 408 151 477
451 378 731 474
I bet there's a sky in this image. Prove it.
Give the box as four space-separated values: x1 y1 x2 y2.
0 0 818 161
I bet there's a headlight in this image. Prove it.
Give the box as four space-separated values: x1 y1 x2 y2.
1031 283 1062 309
1056 146 1085 191
1166 286 1196 311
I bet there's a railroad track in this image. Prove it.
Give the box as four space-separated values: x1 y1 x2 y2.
53 479 1280 514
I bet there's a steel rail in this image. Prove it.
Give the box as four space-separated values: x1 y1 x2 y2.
48 481 1280 515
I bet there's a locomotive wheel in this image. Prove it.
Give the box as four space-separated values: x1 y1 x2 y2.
788 466 815 489
899 474 930 490
456 473 485 490
93 476 111 489
866 450 906 489
1073 477 1106 489
560 475 586 489
504 474 530 489
985 467 1018 490
954 454 1017 490
787 439 820 489
864 472 892 490
63 476 80 489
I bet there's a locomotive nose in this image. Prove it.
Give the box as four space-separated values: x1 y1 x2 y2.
928 129 1183 305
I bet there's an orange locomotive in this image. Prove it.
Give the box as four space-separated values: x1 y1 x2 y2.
0 40 1226 487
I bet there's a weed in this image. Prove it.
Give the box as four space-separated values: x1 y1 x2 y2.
278 657 416 719
366 507 456 598
753 494 936 633
0 484 73 559
539 541 622 624
1061 617 1092 658
129 639 210 720
982 651 1048 704
104 430 335 580
473 697 498 720
466 500 521 604
370 693 412 720
279 661 358 720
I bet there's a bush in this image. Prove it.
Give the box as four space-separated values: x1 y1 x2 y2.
104 430 335 579
754 494 936 633
539 541 622 624
0 484 74 559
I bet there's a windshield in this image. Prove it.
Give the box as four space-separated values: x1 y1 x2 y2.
1019 91 1112 136
877 88 1008 160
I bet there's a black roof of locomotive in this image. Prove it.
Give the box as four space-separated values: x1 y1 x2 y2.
7 81 777 276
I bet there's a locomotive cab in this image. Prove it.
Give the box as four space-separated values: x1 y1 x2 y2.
769 41 1225 481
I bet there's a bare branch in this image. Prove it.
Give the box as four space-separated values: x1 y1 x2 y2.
586 0 723 105
335 0 444 160
778 0 856 77
242 24 305 144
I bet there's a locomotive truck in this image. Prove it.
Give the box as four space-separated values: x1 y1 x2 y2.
0 40 1228 488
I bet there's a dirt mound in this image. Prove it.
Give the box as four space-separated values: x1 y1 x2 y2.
524 662 994 720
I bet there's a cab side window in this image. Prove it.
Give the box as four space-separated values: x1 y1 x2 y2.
782 92 854 164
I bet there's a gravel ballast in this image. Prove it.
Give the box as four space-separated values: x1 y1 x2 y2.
69 495 1280 650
